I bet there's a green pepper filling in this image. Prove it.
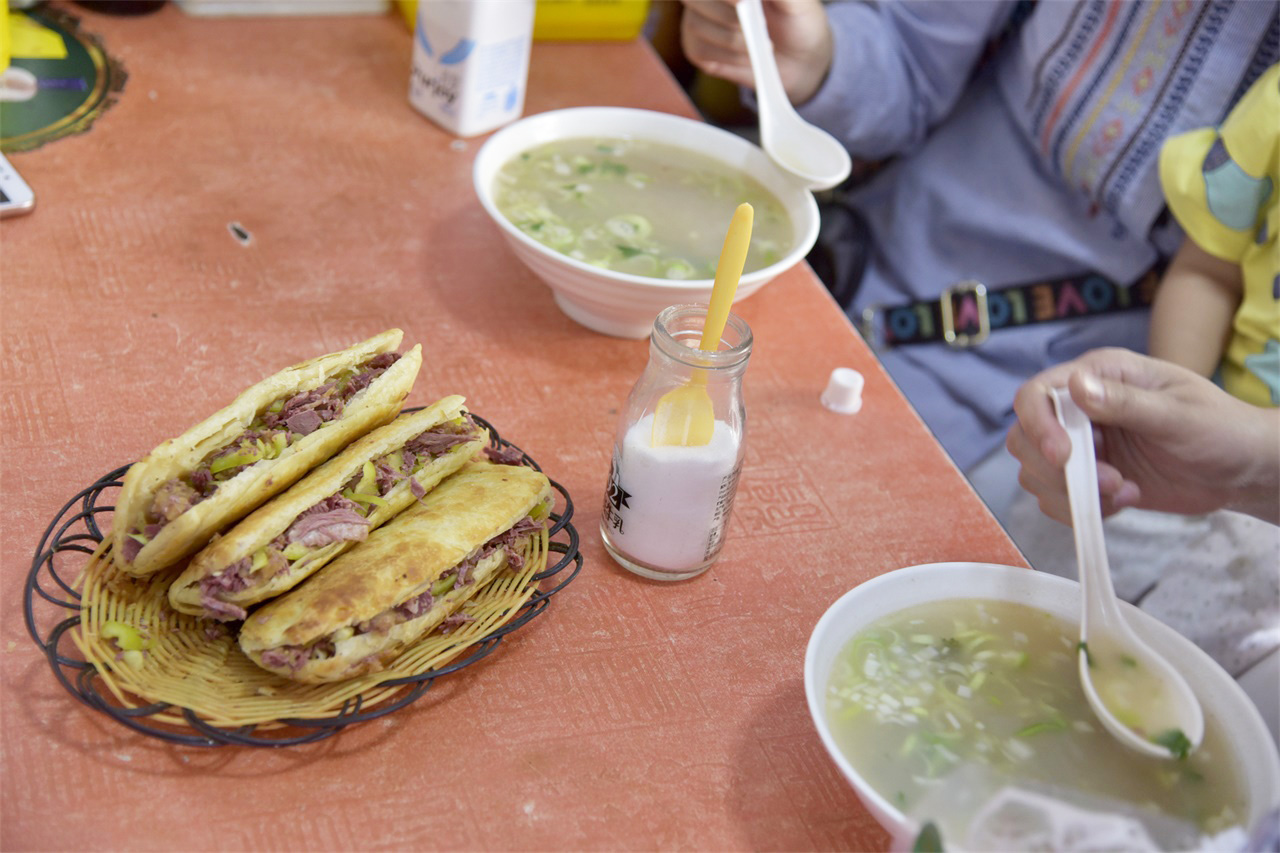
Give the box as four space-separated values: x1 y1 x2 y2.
126 353 400 556
261 416 483 571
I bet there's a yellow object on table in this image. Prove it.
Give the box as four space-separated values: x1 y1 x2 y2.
395 0 647 40
534 0 648 40
7 11 69 60
393 0 416 30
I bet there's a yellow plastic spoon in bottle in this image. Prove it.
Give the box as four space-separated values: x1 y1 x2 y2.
651 202 754 447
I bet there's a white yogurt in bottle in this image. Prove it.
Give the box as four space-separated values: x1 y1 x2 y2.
602 414 743 580
600 304 752 582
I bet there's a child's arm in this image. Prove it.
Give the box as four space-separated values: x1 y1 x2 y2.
1148 238 1243 378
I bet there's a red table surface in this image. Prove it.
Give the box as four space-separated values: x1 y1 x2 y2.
0 5 1026 850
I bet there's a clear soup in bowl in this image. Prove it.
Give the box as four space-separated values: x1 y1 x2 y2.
805 563 1280 852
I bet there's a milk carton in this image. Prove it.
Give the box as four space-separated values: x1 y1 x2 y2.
408 0 535 137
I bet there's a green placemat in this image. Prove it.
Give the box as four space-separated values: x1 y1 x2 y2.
1 7 127 152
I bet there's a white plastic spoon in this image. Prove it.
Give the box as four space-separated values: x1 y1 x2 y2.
1052 387 1204 759
737 0 851 191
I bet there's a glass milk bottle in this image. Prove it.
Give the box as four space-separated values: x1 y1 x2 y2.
601 304 753 581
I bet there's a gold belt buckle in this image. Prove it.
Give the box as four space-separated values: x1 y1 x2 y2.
940 280 990 347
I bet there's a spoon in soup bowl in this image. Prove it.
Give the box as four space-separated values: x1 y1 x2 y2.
1051 388 1204 760
737 0 851 191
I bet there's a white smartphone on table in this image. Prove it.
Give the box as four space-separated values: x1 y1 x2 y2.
0 152 36 218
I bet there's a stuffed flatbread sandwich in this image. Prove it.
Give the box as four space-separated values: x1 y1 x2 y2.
113 330 422 577
168 396 487 621
239 461 552 683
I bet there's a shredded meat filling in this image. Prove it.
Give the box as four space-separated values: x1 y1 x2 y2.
484 444 525 466
128 353 403 554
286 496 370 547
259 512 545 668
199 551 287 621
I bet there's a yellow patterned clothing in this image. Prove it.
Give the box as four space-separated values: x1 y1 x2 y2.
1159 63 1280 407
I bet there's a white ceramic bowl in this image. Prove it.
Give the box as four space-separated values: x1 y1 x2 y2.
473 107 821 339
804 562 1280 849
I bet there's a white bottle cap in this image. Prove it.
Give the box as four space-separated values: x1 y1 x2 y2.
821 367 864 414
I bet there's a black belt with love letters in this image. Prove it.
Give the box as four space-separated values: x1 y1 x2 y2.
858 269 1160 349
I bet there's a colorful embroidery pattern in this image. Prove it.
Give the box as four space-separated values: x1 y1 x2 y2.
1017 0 1280 229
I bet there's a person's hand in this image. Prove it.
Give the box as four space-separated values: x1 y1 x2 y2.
679 0 833 105
1007 348 1280 524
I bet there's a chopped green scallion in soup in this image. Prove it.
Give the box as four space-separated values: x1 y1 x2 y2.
826 599 1244 836
493 138 792 279
1081 636 1188 751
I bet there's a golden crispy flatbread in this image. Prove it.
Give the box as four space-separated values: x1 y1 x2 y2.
167 396 487 619
113 330 422 577
239 462 552 684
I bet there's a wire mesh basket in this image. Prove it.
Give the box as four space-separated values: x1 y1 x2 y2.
23 413 581 747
